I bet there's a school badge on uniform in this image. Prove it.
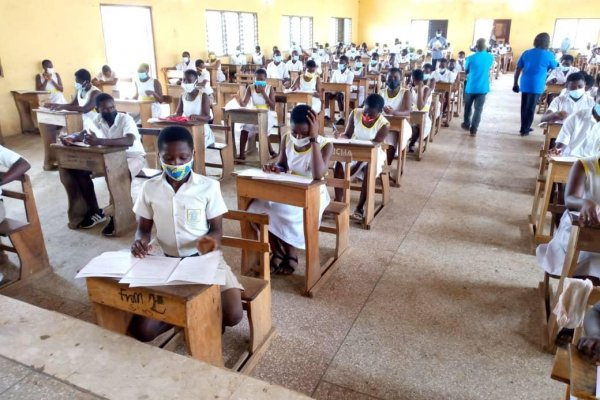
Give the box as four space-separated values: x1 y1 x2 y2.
186 209 204 227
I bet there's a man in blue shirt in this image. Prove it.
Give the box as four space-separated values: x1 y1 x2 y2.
461 38 494 136
428 30 447 70
513 32 558 135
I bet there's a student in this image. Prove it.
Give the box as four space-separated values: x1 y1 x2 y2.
345 43 358 59
456 51 467 73
431 58 457 84
237 68 277 159
175 51 193 71
536 156 600 280
291 60 322 114
547 54 579 85
35 59 65 104
382 44 389 55
207 53 227 83
131 126 243 341
266 50 290 82
59 93 146 235
194 59 214 96
231 46 247 66
382 53 399 70
381 68 412 164
398 49 410 65
352 55 366 106
133 63 164 118
392 39 402 55
308 47 323 74
174 69 215 147
368 53 381 74
92 65 118 86
360 42 369 56
549 91 600 157
318 45 330 63
334 94 389 220
325 55 354 125
407 69 433 153
541 72 595 123
422 63 435 88
45 69 101 125
245 106 331 274
290 41 302 54
0 147 31 224
588 73 598 99
286 50 304 73
253 46 265 66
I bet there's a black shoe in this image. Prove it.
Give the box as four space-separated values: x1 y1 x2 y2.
101 217 115 237
519 131 530 137
78 211 107 229
408 144 416 153
470 129 477 136
461 123 470 131
335 118 345 126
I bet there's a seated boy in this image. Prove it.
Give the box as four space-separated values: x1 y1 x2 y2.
130 126 243 341
285 50 304 73
542 72 595 123
266 49 290 85
547 54 579 85
194 59 214 96
60 93 146 235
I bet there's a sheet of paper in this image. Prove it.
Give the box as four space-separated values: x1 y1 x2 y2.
126 270 227 287
119 255 180 284
167 251 225 285
236 169 313 184
549 155 579 163
138 168 162 178
75 251 138 279
331 138 374 146
70 141 90 148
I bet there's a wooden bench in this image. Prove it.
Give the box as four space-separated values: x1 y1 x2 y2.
0 175 51 290
434 82 455 127
409 110 429 161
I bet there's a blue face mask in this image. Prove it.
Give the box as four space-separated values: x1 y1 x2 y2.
292 55 299 61
594 104 600 116
274 55 282 63
162 160 193 181
138 72 148 80
423 73 431 80
355 62 363 69
255 80 267 88
339 64 347 72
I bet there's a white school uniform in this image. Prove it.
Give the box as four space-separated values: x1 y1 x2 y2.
76 86 101 125
536 157 600 278
297 74 322 113
431 69 457 84
247 134 331 249
331 68 355 85
241 84 277 135
266 61 289 79
133 172 242 290
351 109 388 178
95 71 118 82
38 72 66 104
398 55 410 64
181 92 215 147
175 60 193 71
135 78 163 118
411 88 432 138
84 113 146 177
252 52 264 65
381 88 411 151
556 109 600 157
231 53 247 66
547 66 580 85
548 93 596 117
286 60 304 73
197 69 214 96
0 146 24 222
456 60 466 73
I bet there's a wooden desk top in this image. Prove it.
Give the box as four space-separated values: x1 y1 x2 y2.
12 90 50 95
224 108 268 114
114 99 155 105
33 108 81 115
50 143 129 155
235 173 323 190
569 344 598 399
149 119 205 127
88 277 213 302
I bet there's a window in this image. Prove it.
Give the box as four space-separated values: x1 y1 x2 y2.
473 19 512 47
331 18 351 45
281 16 313 51
552 19 600 50
205 10 258 56
410 20 448 49
100 5 156 79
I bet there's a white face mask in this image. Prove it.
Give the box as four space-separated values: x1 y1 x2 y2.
290 134 310 147
183 57 190 63
436 33 441 37
181 81 197 93
438 68 446 73
46 68 54 74
569 88 585 99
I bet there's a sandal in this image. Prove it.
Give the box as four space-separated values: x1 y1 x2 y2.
270 253 285 274
351 208 364 221
277 256 298 275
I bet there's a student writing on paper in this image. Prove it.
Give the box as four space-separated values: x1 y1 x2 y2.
334 94 389 221
541 73 594 123
382 68 412 165
35 59 65 104
44 68 101 125
59 93 146 235
536 156 600 279
173 69 215 147
248 105 332 275
130 126 243 341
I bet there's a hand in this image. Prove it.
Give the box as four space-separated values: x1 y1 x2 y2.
333 129 343 139
131 239 152 258
550 79 558 84
60 134 79 146
234 94 242 103
188 114 203 121
83 131 102 146
307 109 319 138
577 336 600 363
197 235 219 254
383 105 393 115
512 84 520 93
43 73 51 80
580 200 600 227
262 163 284 173
255 85 265 94
548 146 563 156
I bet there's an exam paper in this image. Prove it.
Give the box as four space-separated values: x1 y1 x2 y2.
75 251 137 279
119 256 180 284
331 138 374 146
236 168 313 184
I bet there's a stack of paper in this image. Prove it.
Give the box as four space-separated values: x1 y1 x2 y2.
75 251 137 279
236 168 313 184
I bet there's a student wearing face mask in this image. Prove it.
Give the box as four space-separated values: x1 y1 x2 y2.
368 53 381 74
247 105 332 275
175 51 192 72
253 46 265 66
174 69 215 148
542 73 595 123
286 50 304 73
133 63 164 119
308 47 324 75
431 58 456 84
45 68 101 125
59 93 145 235
382 53 399 69
345 44 358 59
291 60 322 114
237 69 277 159
318 45 330 63
427 30 448 70
194 59 214 96
334 94 389 221
231 46 247 66
422 63 435 88
382 68 412 165
131 126 243 341
36 59 65 104
266 50 290 81
547 54 580 85
207 53 227 83
455 51 466 72
325 55 355 125
407 69 433 153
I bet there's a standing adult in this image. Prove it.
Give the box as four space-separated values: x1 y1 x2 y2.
461 38 494 136
560 37 572 54
428 30 447 70
513 33 558 136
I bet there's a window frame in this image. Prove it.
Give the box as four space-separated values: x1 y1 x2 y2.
205 9 259 56
331 17 352 45
552 18 600 50
282 15 313 52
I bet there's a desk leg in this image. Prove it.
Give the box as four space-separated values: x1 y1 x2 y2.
237 195 260 276
257 113 270 166
304 188 321 294
38 123 58 170
14 99 36 133
103 152 136 236
344 88 350 122
363 154 376 229
140 105 152 129
142 135 158 169
185 284 224 367
91 302 132 334
192 127 207 175
58 168 89 228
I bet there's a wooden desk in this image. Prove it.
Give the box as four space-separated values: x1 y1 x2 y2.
149 120 206 175
224 109 270 166
434 82 455 126
51 144 136 236
215 83 245 124
331 140 383 229
386 115 409 187
11 91 50 133
409 111 429 161
34 109 83 170
86 277 223 367
166 84 183 111
96 82 117 96
320 82 351 129
236 175 325 295
352 76 369 103
114 100 154 128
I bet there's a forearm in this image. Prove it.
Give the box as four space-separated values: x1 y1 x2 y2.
584 308 600 337
1 158 31 184
513 68 522 85
310 144 327 179
135 226 152 243
206 224 223 246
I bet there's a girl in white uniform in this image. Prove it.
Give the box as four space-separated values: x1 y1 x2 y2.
134 63 164 119
537 156 600 278
175 70 215 147
238 68 277 159
36 60 66 104
291 60 322 114
381 68 412 164
334 94 389 220
248 106 333 275
408 69 432 153
253 46 265 66
352 56 366 106
45 68 100 126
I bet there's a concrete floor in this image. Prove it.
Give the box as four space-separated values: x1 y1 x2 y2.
0 74 563 399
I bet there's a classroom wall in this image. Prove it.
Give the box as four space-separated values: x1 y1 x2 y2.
357 0 600 61
0 0 359 137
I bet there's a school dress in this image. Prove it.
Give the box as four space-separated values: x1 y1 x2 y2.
252 53 264 65
241 85 277 135
351 109 388 178
298 74 322 114
536 157 600 278
39 72 66 104
247 134 331 249
181 92 215 147
546 67 580 85
411 88 432 138
381 89 411 151
353 68 365 105
135 78 162 118
77 86 100 125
